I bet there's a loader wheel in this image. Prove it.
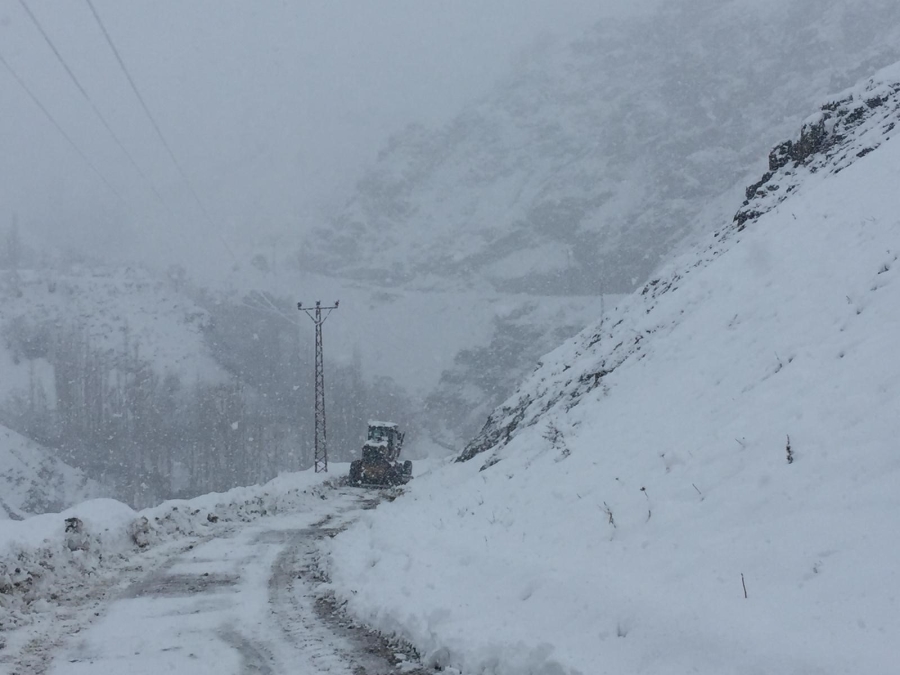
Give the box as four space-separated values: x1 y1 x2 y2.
386 466 404 487
348 460 362 486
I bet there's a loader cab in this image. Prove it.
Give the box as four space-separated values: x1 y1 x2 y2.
366 421 403 461
349 421 412 487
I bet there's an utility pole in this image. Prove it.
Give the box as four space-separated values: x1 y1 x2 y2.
298 300 339 472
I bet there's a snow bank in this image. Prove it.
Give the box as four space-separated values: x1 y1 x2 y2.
0 468 336 632
134 467 345 543
327 93 900 673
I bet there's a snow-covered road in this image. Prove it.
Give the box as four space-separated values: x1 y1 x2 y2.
7 488 426 675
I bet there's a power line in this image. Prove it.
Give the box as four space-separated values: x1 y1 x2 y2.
0 50 126 204
17 0 172 214
84 0 237 263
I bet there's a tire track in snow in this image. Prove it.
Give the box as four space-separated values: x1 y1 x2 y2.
220 627 276 675
268 527 360 674
266 491 431 674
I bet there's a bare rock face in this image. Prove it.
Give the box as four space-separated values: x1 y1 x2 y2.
734 70 900 230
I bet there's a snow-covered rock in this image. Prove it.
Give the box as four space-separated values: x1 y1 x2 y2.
327 66 900 675
733 62 900 230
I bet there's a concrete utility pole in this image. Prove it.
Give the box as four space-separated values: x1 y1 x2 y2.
298 300 339 472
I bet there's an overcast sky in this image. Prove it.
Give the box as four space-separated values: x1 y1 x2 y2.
0 0 644 270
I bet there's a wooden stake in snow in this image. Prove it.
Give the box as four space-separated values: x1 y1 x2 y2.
741 573 748 599
786 435 794 464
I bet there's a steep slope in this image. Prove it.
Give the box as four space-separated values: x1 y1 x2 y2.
302 0 900 295
327 66 900 675
459 64 900 467
0 424 103 519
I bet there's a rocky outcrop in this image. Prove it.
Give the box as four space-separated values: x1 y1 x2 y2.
734 67 900 230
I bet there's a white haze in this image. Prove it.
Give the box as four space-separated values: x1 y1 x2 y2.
0 0 646 272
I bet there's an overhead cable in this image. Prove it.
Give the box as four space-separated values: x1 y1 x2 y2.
0 50 126 204
17 0 172 214
84 0 238 263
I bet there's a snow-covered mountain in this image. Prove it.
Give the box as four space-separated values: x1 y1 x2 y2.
0 266 220 407
460 61 900 466
327 63 900 675
0 266 226 504
301 0 900 295
0 424 103 519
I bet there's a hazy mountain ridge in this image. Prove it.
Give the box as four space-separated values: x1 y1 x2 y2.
301 0 900 295
437 61 900 447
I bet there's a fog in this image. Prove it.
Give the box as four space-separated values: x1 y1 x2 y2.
4 0 900 508
1 0 634 269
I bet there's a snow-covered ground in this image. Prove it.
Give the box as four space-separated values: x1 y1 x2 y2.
325 76 900 674
0 468 340 668
41 491 396 675
0 266 222 406
0 424 103 520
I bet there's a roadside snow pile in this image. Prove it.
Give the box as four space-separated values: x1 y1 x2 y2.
131 468 343 546
0 499 136 633
0 468 336 631
326 84 900 674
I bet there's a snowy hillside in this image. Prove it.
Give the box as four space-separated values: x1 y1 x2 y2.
0 265 230 505
326 65 900 674
0 424 103 519
0 266 220 406
301 0 900 295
